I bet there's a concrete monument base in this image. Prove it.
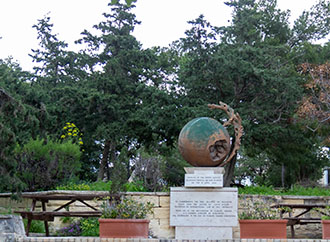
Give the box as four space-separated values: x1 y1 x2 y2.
170 167 238 240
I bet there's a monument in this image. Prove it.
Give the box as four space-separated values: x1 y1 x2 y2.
170 102 243 240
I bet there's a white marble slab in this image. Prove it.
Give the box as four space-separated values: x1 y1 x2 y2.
170 187 238 227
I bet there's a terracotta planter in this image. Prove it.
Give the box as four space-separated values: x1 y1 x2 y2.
239 219 288 239
322 220 330 239
99 218 149 238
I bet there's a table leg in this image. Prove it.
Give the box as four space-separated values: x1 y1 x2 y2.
30 200 36 211
42 201 49 236
26 218 31 236
290 225 295 238
25 199 37 236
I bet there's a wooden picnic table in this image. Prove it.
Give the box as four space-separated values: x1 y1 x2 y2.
271 203 328 238
14 192 120 236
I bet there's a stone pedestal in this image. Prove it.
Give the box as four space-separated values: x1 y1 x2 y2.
170 167 238 240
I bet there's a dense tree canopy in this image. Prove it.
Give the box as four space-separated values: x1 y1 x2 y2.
0 0 329 193
173 0 329 186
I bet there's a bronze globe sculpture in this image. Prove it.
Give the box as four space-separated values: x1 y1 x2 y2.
178 102 243 167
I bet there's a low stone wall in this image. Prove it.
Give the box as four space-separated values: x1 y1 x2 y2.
1 191 329 239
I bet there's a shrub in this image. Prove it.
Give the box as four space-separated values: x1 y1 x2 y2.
80 217 99 236
23 219 45 233
239 198 283 220
123 181 148 192
56 221 81 236
101 196 154 219
239 185 330 196
56 180 112 191
15 137 82 191
56 180 150 192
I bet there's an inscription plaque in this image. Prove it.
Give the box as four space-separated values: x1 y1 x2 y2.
170 187 238 227
185 174 223 187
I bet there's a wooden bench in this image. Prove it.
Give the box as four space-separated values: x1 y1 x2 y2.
15 211 102 221
13 192 120 236
271 203 328 238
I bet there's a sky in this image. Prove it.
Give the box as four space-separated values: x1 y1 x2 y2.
0 0 327 71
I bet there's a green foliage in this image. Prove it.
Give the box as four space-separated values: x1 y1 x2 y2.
0 207 13 215
123 181 148 192
239 186 330 196
23 219 45 233
310 206 330 220
1 0 330 193
160 146 189 187
56 221 81 236
239 186 283 195
56 218 100 236
30 14 73 85
235 151 270 186
0 60 43 194
239 198 282 220
56 180 150 192
290 0 330 46
174 0 330 187
56 181 112 191
235 129 329 187
80 218 99 236
59 216 75 224
56 182 91 191
110 0 137 6
280 186 330 196
100 197 154 219
15 137 82 191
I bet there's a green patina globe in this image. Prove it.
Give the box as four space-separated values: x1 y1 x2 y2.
178 117 231 167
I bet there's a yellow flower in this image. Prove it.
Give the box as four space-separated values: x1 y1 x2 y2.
73 134 77 136
68 133 72 136
61 135 65 139
79 141 83 145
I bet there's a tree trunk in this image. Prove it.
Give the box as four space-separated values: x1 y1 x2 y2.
97 140 111 181
107 142 116 180
281 163 285 188
223 155 237 187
